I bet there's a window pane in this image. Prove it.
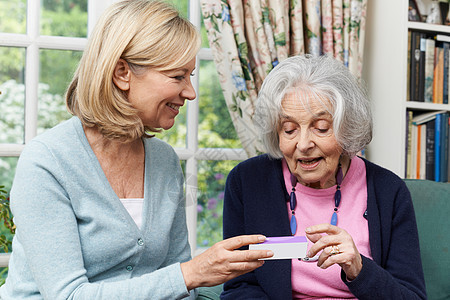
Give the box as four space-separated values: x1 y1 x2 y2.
0 0 26 34
0 157 19 194
38 49 82 133
40 0 88 37
198 60 241 148
0 47 26 144
196 159 240 248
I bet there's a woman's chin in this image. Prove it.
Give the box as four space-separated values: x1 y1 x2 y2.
158 120 176 131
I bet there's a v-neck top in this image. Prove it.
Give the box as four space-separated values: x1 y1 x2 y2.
1 116 196 299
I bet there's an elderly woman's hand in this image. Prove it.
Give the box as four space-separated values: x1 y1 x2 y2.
180 235 273 290
305 224 363 280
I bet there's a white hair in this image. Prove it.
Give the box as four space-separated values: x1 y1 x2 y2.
254 54 372 158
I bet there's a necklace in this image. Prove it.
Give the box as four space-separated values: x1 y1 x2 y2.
288 162 343 235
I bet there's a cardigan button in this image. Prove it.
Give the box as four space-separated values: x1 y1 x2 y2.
137 238 144 246
126 265 133 271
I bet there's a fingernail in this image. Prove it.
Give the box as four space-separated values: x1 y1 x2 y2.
267 251 274 256
305 227 311 233
258 236 266 242
307 251 311 257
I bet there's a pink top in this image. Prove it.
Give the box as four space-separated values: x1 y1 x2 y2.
282 156 372 299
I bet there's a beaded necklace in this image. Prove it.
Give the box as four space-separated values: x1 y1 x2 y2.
289 162 343 235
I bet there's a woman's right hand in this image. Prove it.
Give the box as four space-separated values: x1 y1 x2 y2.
180 235 273 290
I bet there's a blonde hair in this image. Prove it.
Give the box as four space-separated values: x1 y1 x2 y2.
66 0 200 142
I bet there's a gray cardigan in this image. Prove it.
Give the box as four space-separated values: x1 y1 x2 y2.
0 117 196 299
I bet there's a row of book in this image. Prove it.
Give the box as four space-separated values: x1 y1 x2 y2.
405 111 449 182
408 30 450 104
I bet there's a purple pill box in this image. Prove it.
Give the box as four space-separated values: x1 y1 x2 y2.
249 236 308 260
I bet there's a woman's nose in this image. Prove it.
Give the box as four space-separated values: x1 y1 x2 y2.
296 130 314 153
181 78 196 101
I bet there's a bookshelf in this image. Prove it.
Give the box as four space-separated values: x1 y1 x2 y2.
362 0 450 180
406 16 450 181
407 2 450 183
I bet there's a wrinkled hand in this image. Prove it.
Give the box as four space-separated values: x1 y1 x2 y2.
181 235 273 289
305 224 362 280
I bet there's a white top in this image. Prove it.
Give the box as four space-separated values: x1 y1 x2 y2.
120 198 144 229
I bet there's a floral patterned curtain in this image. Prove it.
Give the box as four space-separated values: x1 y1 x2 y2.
200 0 368 157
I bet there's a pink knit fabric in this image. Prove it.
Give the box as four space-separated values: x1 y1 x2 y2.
282 157 372 299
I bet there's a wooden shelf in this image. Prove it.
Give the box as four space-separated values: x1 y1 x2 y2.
408 21 450 33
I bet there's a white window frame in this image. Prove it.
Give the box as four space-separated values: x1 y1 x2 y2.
0 0 247 256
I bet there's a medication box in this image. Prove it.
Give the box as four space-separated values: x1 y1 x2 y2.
249 236 308 260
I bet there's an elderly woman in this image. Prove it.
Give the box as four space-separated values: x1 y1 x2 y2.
221 55 426 299
0 1 272 299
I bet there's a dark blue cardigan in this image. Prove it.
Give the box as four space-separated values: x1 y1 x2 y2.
221 155 426 300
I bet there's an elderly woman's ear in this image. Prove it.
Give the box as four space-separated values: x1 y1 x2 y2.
113 59 131 91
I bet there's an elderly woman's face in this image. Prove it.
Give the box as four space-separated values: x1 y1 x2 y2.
278 91 343 189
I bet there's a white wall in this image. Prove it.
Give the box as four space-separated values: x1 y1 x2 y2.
362 0 408 177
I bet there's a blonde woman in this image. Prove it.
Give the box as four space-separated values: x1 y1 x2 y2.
0 1 272 299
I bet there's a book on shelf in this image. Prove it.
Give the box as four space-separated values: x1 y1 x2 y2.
435 114 441 181
434 112 450 182
433 43 445 104
410 31 425 101
443 43 449 104
406 111 413 179
412 110 447 125
407 31 411 102
418 35 427 102
411 123 418 179
426 119 436 181
416 124 426 179
440 113 449 182
424 38 435 102
436 34 450 43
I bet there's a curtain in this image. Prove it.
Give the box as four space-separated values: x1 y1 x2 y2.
200 0 368 157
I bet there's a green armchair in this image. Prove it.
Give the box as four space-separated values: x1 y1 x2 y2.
404 179 450 300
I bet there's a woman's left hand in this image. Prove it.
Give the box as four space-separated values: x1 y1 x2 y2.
305 223 362 280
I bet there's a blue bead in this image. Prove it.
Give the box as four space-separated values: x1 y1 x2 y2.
290 192 297 210
334 189 341 207
290 215 297 235
330 212 338 226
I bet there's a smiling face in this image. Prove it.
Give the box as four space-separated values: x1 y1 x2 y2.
278 90 343 189
114 57 196 130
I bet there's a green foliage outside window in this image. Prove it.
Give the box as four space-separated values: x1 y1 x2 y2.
0 186 14 253
0 186 14 285
0 0 26 34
